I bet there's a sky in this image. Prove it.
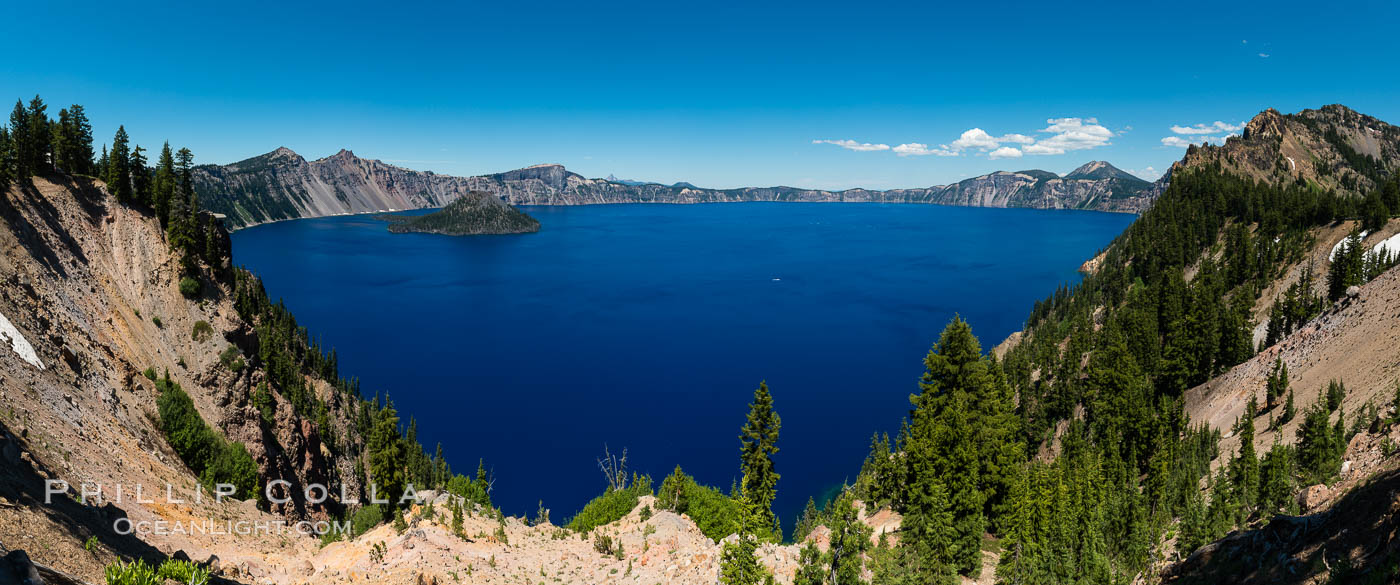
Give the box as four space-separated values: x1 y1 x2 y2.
4 0 1398 190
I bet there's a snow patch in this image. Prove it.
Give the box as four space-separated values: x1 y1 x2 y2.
1330 230 1370 261
0 311 44 370
1373 233 1400 258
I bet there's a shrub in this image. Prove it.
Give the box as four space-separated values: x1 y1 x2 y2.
156 375 259 499
349 504 383 538
151 316 163 328
142 367 157 381
655 465 743 542
1326 379 1346 411
179 277 201 298
191 320 213 342
155 559 210 585
593 532 616 555
219 345 244 372
104 559 159 585
567 481 651 534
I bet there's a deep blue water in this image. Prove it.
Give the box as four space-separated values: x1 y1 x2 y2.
229 203 1133 530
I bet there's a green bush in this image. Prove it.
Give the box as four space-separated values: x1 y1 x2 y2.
104 559 159 585
191 320 213 342
656 465 743 542
155 374 259 499
252 383 275 425
142 367 157 381
219 345 245 372
151 316 163 328
155 559 210 585
179 277 201 298
349 504 383 538
567 480 652 534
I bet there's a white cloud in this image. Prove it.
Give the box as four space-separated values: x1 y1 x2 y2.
988 146 1023 160
812 139 890 152
998 133 1036 145
892 143 956 157
1127 166 1162 181
1170 121 1242 135
1024 117 1114 155
1258 53 1270 58
949 128 1001 151
1161 134 1236 148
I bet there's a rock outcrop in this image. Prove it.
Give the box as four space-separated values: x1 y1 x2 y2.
1164 104 1400 195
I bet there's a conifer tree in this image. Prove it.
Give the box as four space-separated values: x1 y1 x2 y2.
823 490 871 585
368 400 406 521
718 494 771 585
739 380 781 539
25 95 50 174
108 126 132 203
65 104 94 175
0 128 13 192
130 144 151 206
154 142 176 227
9 100 30 179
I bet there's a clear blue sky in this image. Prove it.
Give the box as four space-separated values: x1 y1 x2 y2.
5 0 1397 189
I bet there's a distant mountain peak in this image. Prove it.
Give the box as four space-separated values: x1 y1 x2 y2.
1065 161 1145 183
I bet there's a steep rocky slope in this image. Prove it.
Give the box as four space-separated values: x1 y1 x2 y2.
1167 104 1400 196
0 176 367 581
194 150 1158 229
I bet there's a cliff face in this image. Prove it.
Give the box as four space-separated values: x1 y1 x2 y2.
1166 104 1400 195
195 150 1158 229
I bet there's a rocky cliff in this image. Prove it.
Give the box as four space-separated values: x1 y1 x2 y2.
1165 104 1400 195
194 150 1158 229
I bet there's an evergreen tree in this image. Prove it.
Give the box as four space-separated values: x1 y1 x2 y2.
107 126 132 203
792 496 820 543
9 100 30 179
65 104 94 175
1328 230 1365 301
739 380 781 539
25 95 50 174
793 543 826 585
0 128 13 192
1265 358 1289 410
130 144 151 206
900 475 956 585
718 494 772 585
1228 397 1259 517
823 490 872 585
154 142 176 227
368 400 406 521
1297 399 1342 482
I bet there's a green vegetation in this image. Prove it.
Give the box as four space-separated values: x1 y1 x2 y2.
218 345 244 372
718 495 773 585
739 381 782 539
154 370 259 500
104 558 209 585
378 192 540 236
191 320 213 342
568 474 653 534
179 276 201 298
656 465 744 542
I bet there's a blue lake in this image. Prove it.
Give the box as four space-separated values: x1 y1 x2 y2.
229 202 1134 530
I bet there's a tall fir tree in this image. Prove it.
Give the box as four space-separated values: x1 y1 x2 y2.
25 95 50 174
739 380 782 539
9 100 30 179
368 399 407 521
718 493 772 585
66 104 94 175
154 142 176 227
0 128 13 192
130 144 151 206
108 126 132 203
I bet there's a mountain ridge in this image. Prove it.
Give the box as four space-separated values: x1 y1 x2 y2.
194 152 1160 229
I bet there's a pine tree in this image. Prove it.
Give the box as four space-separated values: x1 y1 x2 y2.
368 400 406 521
718 494 771 585
108 126 132 203
0 128 14 192
900 475 956 585
823 489 871 585
154 142 176 227
1228 397 1259 518
1328 230 1365 301
53 108 71 173
9 100 30 179
739 380 781 539
793 542 825 585
66 104 94 175
1265 358 1289 410
792 496 820 543
25 95 50 174
130 144 151 206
